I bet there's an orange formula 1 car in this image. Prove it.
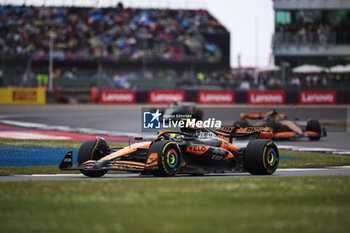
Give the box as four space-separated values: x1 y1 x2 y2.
59 126 278 177
236 110 327 141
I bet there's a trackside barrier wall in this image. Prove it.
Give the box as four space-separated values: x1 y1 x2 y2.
48 89 350 104
197 91 235 104
298 91 337 105
148 90 186 104
0 88 46 104
100 90 136 104
247 91 285 105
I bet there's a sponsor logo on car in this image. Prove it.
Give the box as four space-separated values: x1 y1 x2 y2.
299 91 336 104
248 91 285 105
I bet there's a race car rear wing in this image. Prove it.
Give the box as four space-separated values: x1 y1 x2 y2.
215 125 273 141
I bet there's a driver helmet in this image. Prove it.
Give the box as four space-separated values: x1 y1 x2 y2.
169 133 184 141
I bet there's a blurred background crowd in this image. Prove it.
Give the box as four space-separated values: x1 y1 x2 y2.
0 4 225 62
0 2 350 92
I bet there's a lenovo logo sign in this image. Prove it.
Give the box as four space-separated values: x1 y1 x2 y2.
100 91 135 104
197 91 234 104
299 91 336 104
248 91 285 105
148 91 185 104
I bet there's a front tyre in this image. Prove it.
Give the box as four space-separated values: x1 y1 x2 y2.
78 138 109 177
149 140 182 176
244 139 279 175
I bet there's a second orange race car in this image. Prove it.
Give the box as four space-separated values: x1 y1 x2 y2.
236 110 327 141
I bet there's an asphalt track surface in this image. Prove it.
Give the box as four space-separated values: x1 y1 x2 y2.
1 166 350 181
0 104 349 180
0 105 349 150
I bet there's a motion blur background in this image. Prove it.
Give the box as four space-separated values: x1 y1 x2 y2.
0 0 349 104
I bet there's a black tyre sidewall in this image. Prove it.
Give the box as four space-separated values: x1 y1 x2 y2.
149 140 182 176
77 139 108 177
307 119 321 140
77 140 97 165
244 139 279 175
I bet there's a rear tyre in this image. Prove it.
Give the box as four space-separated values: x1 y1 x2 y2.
306 119 321 141
78 138 109 177
149 140 182 176
244 139 279 175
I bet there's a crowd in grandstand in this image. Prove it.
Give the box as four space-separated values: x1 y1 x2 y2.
0 4 226 62
1 4 349 91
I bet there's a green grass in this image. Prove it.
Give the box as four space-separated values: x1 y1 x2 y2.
278 150 350 168
0 177 350 233
1 138 350 175
1 139 350 232
0 166 80 175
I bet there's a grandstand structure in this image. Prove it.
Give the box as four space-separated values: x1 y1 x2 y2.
272 0 350 68
0 2 230 89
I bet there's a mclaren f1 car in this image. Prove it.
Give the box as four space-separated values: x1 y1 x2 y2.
59 126 279 177
236 110 326 141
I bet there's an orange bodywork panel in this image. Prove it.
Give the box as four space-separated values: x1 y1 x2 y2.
281 120 302 134
224 152 234 160
220 140 238 152
111 161 145 171
305 131 320 137
274 132 295 138
240 112 267 120
100 141 151 161
220 140 237 159
145 152 158 167
257 131 273 139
